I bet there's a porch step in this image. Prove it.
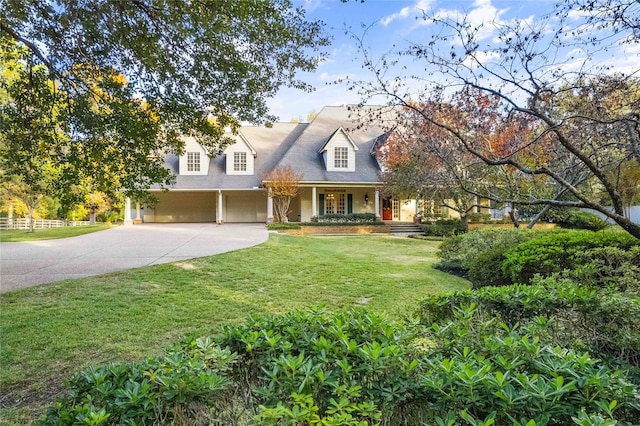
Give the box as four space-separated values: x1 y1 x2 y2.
387 222 423 235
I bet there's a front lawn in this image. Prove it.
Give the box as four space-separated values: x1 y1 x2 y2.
0 224 113 242
0 234 469 424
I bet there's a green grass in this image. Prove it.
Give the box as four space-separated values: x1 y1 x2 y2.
0 224 113 242
0 234 469 424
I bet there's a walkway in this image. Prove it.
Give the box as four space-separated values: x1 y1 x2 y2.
0 223 268 293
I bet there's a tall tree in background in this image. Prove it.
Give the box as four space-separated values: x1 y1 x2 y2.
263 166 303 223
1 0 328 205
350 0 640 238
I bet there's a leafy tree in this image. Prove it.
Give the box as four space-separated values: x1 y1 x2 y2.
262 166 304 223
379 102 488 231
350 1 640 238
1 0 329 207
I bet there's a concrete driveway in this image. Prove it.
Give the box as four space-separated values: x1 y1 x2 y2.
0 223 269 293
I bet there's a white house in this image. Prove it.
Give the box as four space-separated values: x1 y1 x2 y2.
139 106 422 223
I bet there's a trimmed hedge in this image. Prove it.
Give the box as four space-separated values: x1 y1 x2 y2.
502 229 639 284
559 210 610 231
315 213 377 223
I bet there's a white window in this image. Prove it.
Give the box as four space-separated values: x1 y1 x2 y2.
393 199 400 219
187 152 200 172
234 152 247 172
334 147 348 169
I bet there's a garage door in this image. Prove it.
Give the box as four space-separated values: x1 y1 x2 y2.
225 192 267 222
153 192 215 222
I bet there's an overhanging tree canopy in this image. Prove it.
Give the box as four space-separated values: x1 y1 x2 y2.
1 0 329 202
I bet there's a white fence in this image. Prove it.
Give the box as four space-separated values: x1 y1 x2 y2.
0 218 92 230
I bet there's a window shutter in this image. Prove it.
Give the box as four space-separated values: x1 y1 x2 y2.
347 194 353 214
319 194 324 216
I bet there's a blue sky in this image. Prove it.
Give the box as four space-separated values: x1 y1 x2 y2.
266 0 640 121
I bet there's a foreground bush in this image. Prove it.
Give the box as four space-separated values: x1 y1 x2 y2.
45 304 640 425
418 279 640 373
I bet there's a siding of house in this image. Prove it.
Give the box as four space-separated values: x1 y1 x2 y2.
324 131 357 172
224 138 255 176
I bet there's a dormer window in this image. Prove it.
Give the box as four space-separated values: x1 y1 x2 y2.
234 152 247 172
187 152 200 172
334 147 348 169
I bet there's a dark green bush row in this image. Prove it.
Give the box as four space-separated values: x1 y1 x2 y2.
267 219 386 230
466 212 492 222
266 222 301 230
45 305 640 425
302 220 386 227
313 213 378 223
421 219 465 237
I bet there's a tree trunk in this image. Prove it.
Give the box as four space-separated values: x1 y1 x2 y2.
28 206 35 233
508 209 520 228
527 204 551 229
460 214 469 232
89 210 96 225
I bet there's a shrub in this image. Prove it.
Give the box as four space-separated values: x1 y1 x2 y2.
96 210 120 223
436 228 548 272
566 246 640 293
44 304 640 425
467 246 513 289
266 222 301 230
317 213 377 223
417 280 640 372
421 221 465 236
466 212 492 222
422 314 638 425
560 210 610 231
43 337 237 425
502 229 639 284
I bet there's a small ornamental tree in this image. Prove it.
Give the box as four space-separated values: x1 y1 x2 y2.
263 166 303 223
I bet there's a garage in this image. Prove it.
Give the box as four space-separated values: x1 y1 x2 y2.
224 191 267 223
148 191 216 223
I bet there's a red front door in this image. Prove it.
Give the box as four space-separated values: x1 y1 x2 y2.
382 198 392 220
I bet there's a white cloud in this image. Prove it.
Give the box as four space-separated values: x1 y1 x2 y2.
302 0 323 14
461 50 500 68
380 0 435 26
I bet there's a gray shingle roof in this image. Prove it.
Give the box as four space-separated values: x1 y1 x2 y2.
275 106 385 183
160 106 387 190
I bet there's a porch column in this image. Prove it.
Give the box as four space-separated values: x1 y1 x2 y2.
374 189 381 220
124 197 133 226
311 186 317 218
267 189 274 224
135 202 141 222
217 190 224 224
